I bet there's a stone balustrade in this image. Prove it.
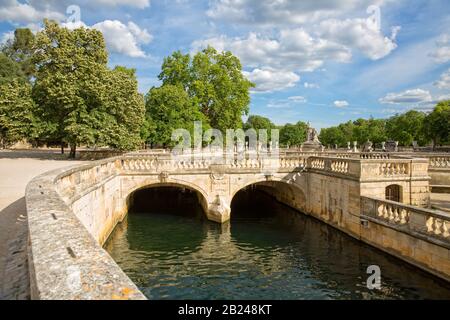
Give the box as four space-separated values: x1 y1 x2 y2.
361 196 450 244
25 151 448 300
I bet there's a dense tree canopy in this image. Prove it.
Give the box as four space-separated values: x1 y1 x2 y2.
244 115 276 137
159 47 255 132
0 80 36 147
423 101 450 147
32 20 144 156
386 110 427 146
280 121 308 147
2 28 36 80
145 84 208 147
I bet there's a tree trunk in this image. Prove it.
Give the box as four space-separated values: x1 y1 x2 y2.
69 143 76 159
61 142 65 154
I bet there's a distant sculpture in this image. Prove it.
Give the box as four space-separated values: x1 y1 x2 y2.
306 123 320 143
362 140 373 152
302 123 323 151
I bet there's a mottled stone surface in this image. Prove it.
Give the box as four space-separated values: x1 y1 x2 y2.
24 152 450 299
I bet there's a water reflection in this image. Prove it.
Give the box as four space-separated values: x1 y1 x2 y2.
105 188 450 300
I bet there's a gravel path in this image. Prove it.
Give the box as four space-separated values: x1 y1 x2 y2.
0 150 84 300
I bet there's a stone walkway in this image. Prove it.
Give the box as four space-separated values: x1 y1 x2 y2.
430 193 450 213
0 150 83 300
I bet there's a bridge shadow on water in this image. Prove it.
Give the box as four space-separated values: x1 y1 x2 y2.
104 185 450 300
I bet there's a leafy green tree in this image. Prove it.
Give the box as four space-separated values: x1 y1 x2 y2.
101 66 145 150
145 84 209 147
2 28 36 80
423 101 450 148
280 121 308 147
386 110 427 146
159 47 255 132
0 80 36 147
244 115 276 137
352 118 387 145
0 53 26 85
32 20 144 157
319 126 347 147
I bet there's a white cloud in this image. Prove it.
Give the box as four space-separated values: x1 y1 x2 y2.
379 89 433 105
334 100 349 107
288 96 307 103
61 19 152 58
317 18 400 60
206 0 381 26
429 34 450 64
304 82 319 89
243 68 300 93
91 20 152 58
267 96 307 108
0 30 14 44
192 29 351 73
434 68 450 89
0 0 64 24
89 0 150 8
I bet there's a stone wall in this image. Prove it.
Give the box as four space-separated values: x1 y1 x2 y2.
25 152 449 299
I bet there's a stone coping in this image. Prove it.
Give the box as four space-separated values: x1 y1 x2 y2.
25 163 146 300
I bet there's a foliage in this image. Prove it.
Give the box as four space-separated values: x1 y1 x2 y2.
0 80 37 147
244 115 276 137
386 110 427 146
0 53 26 85
2 28 36 80
32 20 144 156
159 47 255 132
423 101 450 147
279 121 308 147
145 84 209 147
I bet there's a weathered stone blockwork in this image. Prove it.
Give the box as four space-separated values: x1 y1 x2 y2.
25 152 450 299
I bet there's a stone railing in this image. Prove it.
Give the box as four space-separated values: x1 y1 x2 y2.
26 159 146 300
361 196 450 244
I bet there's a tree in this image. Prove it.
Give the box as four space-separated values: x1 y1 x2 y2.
32 21 145 157
319 126 347 147
145 84 209 147
352 118 387 145
244 115 276 137
0 53 26 85
2 28 36 80
159 47 255 132
0 80 36 147
386 110 427 146
280 121 308 147
423 101 450 148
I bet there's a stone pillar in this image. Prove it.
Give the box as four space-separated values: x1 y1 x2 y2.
207 195 231 223
353 141 358 153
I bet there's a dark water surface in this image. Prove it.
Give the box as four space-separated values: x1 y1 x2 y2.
104 187 450 300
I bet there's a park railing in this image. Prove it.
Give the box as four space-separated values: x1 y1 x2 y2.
361 196 450 245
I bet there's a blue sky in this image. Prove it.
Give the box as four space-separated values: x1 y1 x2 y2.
1 0 449 129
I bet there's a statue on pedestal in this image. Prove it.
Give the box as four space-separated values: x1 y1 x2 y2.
302 122 323 151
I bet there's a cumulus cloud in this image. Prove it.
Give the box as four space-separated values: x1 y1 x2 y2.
62 19 152 58
89 0 150 8
206 0 380 25
379 89 433 105
288 96 307 103
192 29 351 73
434 68 450 90
334 100 349 107
304 82 319 89
0 0 64 24
318 18 400 60
243 68 300 92
429 34 450 64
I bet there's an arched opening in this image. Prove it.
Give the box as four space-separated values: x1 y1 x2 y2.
127 184 207 218
385 184 402 202
231 181 306 220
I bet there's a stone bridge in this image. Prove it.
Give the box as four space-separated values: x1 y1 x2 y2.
25 151 450 299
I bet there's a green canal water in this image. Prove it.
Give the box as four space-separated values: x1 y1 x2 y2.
104 187 450 300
